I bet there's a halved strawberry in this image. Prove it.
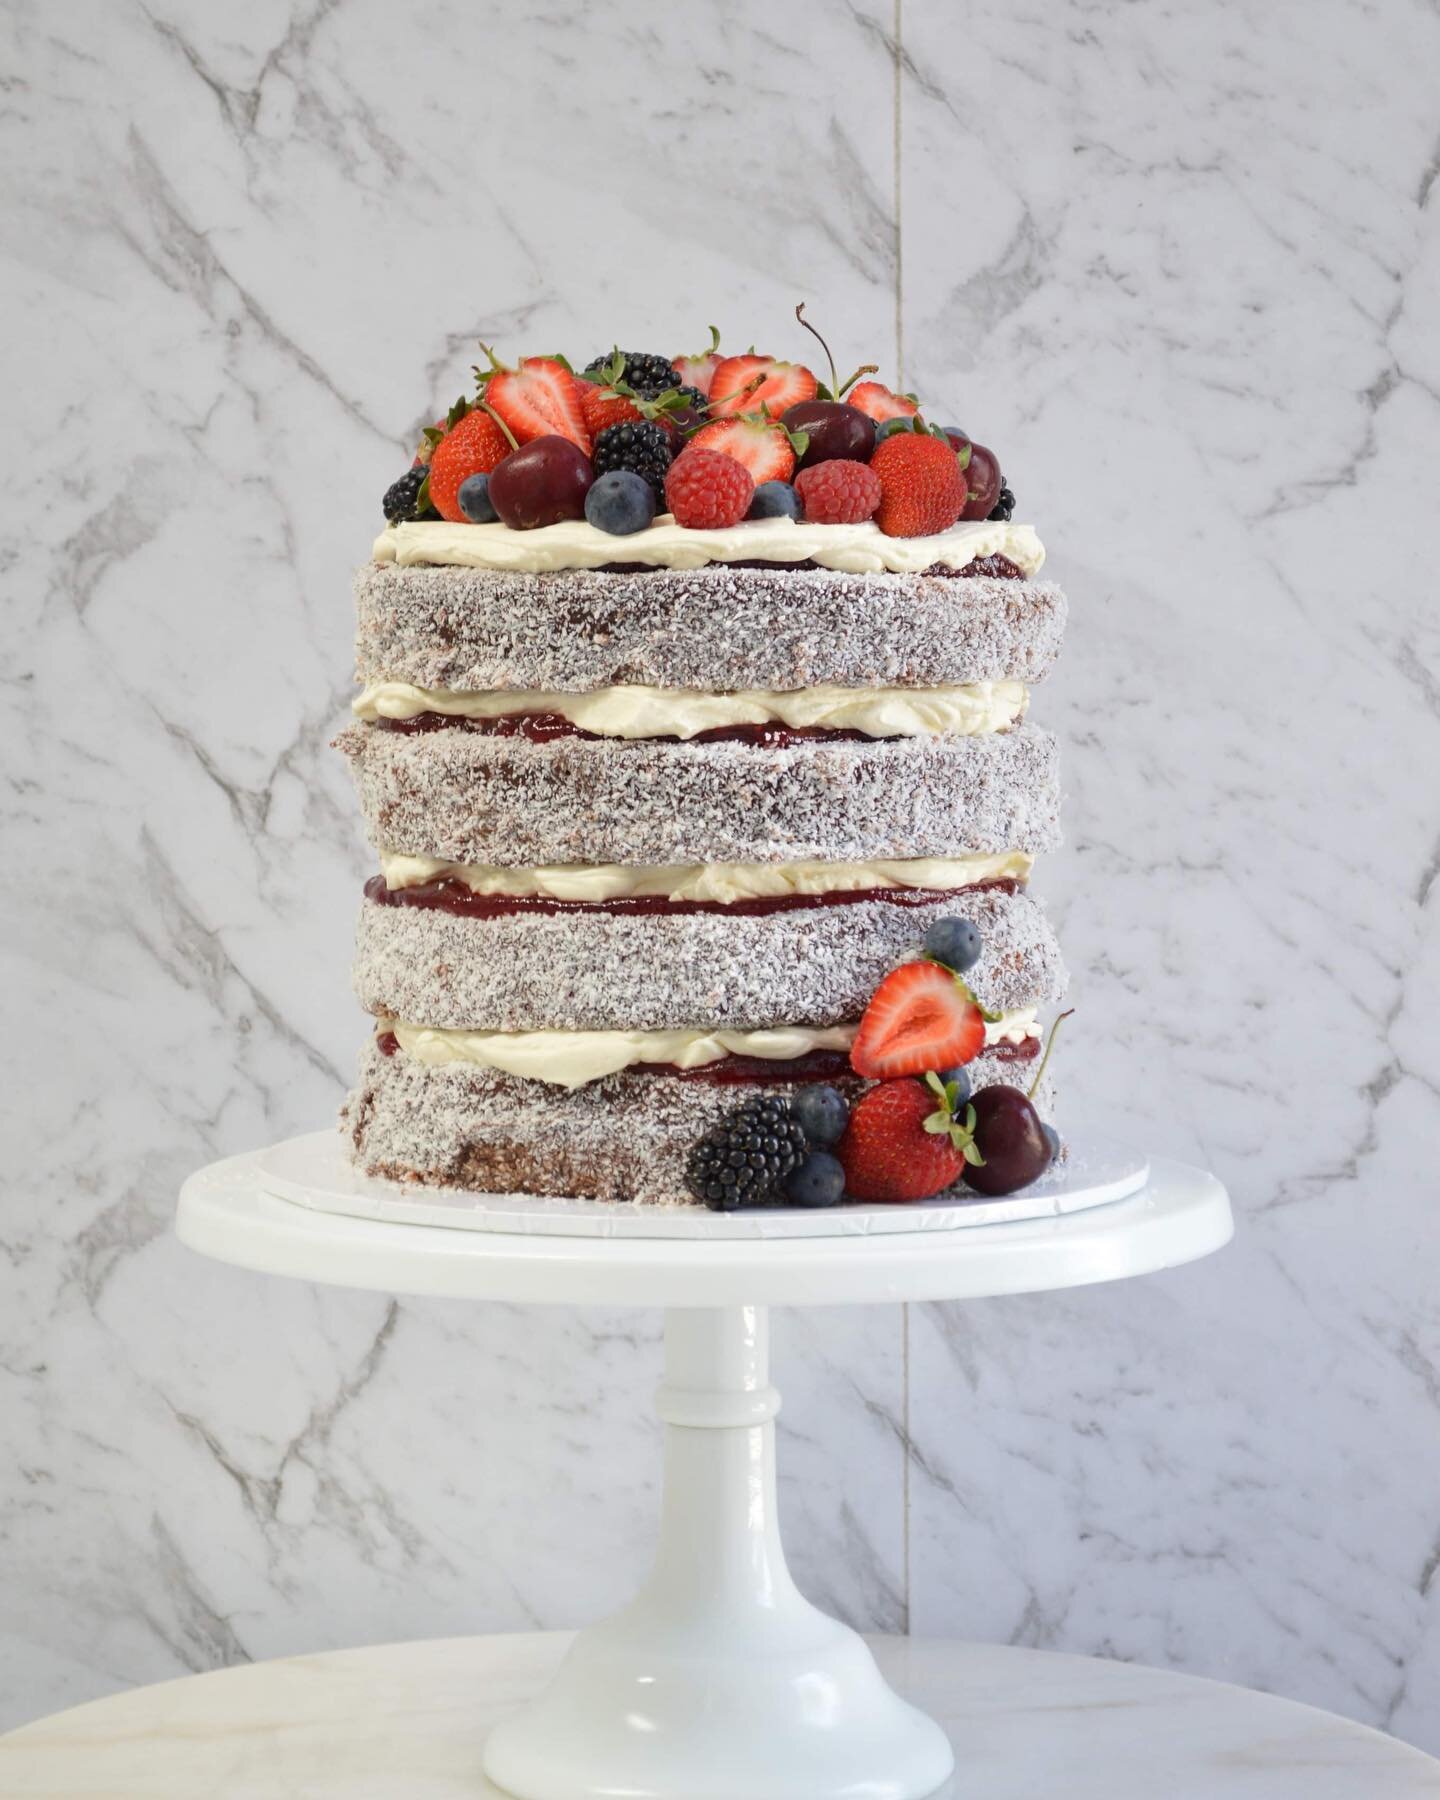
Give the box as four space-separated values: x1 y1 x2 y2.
688 416 797 485
673 326 723 397
708 354 817 420
479 351 592 454
848 380 919 424
849 962 986 1079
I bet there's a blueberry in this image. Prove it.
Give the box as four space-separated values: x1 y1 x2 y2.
748 480 801 521
584 469 657 536
785 1150 846 1208
789 1084 849 1147
934 424 969 443
457 472 498 524
1042 1123 1061 1162
923 916 982 973
934 1066 972 1107
873 416 914 443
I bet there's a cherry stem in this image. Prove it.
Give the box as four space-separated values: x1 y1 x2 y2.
795 302 839 396
1027 1008 1074 1102
476 397 518 452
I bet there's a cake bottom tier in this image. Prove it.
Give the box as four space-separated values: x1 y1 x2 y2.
342 1036 1056 1208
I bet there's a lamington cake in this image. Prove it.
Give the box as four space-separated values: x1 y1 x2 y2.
339 324 1069 1206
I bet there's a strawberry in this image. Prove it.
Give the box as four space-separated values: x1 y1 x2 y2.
849 961 986 1079
478 349 592 454
708 354 817 420
580 381 644 439
870 432 968 538
426 407 513 523
849 380 919 424
837 1075 981 1204
689 416 797 485
673 325 723 397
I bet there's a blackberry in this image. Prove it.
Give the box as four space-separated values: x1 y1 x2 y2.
988 484 1016 522
593 420 674 492
382 466 429 523
585 350 681 398
684 1096 810 1211
671 383 707 412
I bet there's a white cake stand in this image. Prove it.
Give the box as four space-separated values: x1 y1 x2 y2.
177 1131 1232 1800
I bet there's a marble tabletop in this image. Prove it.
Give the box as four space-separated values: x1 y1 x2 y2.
1 1632 1436 1799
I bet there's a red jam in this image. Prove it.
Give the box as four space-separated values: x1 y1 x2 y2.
375 712 880 746
364 874 1019 920
577 555 1027 579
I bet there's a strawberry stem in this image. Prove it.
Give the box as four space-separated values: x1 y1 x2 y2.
1027 1009 1075 1102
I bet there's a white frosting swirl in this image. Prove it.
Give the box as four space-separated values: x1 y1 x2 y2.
379 850 1034 903
373 516 1044 577
354 679 1026 740
384 1011 1039 1089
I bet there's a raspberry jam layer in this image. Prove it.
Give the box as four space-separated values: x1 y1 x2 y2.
364 874 1019 920
585 555 1028 580
373 1035 1040 1085
375 713 878 746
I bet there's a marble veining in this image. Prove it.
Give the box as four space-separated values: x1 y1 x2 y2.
2 0 1438 1762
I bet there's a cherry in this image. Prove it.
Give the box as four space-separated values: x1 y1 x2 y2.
489 435 594 529
960 1085 1053 1195
781 399 876 469
959 441 1002 520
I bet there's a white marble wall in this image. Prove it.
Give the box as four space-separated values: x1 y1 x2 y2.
3 0 1437 1754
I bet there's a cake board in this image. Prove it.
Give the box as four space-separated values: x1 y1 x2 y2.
177 1134 1232 1800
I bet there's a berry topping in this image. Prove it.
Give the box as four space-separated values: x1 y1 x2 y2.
579 381 644 440
794 458 882 525
748 480 802 521
583 350 681 398
959 441 1002 520
786 1150 847 1208
782 399 876 468
709 354 818 420
790 1085 850 1147
988 484 1016 522
478 348 592 454
935 1065 973 1107
584 468 656 536
664 448 755 528
488 436 595 530
873 415 915 443
426 406 514 523
664 385 710 434
848 380 919 424
922 915 982 974
870 431 968 538
457 472 498 524
850 961 987 1080
684 1094 810 1210
689 416 798 486
1042 1122 1062 1161
836 1075 980 1204
382 466 432 524
961 1085 1053 1196
593 419 674 492
672 326 723 397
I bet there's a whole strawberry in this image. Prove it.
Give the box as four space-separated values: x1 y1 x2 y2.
870 430 968 538
664 447 754 529
795 459 882 525
837 1074 982 1203
428 408 514 523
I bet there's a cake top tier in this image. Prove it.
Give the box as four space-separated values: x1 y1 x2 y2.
376 312 1030 566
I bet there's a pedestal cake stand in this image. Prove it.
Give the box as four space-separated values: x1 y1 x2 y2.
177 1130 1232 1800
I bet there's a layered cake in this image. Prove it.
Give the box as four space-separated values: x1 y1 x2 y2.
340 325 1069 1206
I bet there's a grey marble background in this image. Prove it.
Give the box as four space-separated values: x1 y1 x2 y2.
3 0 1438 1752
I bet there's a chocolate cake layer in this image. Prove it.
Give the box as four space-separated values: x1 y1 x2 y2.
354 562 1067 694
352 883 1067 1032
336 722 1062 867
343 1035 1056 1207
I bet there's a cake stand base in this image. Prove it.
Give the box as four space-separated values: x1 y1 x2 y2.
177 1137 1232 1800
483 1305 952 1800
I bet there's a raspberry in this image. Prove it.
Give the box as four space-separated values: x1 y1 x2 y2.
663 448 754 529
794 459 882 525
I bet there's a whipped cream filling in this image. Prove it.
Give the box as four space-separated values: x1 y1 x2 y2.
384 1010 1040 1089
380 850 1034 904
355 679 1027 740
373 516 1044 577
